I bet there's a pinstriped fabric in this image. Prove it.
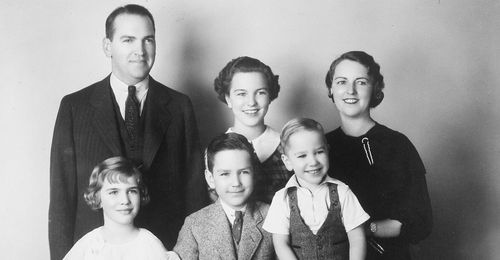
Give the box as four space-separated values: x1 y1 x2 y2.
125 85 140 144
49 76 207 260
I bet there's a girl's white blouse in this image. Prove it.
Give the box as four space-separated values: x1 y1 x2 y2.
227 126 280 162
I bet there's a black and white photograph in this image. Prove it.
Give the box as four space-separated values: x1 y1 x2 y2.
1 0 499 259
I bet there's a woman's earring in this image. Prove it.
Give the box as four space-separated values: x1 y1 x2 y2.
228 102 232 109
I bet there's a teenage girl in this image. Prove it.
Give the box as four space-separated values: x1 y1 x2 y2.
213 56 292 203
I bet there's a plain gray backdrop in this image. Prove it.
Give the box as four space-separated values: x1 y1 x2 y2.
1 0 499 259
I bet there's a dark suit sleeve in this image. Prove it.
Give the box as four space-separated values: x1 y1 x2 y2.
389 137 433 243
182 98 208 214
49 97 77 260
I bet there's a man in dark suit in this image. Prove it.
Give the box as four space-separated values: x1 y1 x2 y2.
49 4 207 259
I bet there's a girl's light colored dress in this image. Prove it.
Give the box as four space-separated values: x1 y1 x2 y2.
63 227 179 260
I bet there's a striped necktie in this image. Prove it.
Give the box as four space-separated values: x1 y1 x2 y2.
233 211 243 244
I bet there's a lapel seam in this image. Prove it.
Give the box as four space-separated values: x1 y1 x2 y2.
239 204 263 259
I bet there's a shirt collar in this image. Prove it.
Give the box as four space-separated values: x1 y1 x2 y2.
226 126 280 162
109 73 150 118
110 73 149 94
284 174 337 190
219 199 247 225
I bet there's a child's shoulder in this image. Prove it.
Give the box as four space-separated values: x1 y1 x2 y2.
184 202 221 223
76 226 104 244
272 185 293 200
138 228 162 242
325 177 350 191
137 228 170 251
63 227 104 259
135 229 179 260
252 201 270 216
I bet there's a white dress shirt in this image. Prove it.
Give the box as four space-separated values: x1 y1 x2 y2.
110 73 149 119
263 175 369 235
219 199 247 227
226 126 280 163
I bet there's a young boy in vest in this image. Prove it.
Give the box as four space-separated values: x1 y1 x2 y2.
174 133 275 260
263 118 369 260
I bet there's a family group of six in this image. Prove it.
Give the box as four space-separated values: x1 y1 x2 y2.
49 4 432 260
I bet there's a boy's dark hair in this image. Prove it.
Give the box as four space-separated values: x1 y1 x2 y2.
105 4 155 40
84 156 150 210
205 132 261 174
214 56 280 104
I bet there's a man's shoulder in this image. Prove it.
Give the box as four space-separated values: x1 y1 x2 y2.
62 77 109 102
149 78 190 102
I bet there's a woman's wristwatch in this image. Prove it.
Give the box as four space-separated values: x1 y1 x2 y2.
369 222 378 234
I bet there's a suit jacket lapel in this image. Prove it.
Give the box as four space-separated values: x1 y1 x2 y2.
90 76 122 155
238 203 263 260
142 77 172 170
209 201 237 260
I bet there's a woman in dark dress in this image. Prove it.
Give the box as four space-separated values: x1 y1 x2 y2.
324 51 432 259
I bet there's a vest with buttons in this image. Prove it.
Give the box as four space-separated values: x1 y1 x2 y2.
111 90 146 165
288 183 349 260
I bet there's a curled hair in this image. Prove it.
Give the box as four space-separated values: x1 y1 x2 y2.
280 118 327 154
214 56 280 104
105 4 155 40
84 156 150 210
205 133 261 175
325 51 385 108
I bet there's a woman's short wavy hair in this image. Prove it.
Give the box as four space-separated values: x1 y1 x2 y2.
325 51 385 108
84 156 150 210
214 56 280 104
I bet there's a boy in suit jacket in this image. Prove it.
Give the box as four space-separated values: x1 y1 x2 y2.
174 133 275 260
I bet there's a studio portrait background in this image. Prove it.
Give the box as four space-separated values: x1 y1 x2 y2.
1 0 499 259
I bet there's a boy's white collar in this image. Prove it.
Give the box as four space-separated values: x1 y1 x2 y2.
285 174 337 190
219 199 247 225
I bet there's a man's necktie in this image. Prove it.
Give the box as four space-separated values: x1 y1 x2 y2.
125 85 140 143
233 211 243 244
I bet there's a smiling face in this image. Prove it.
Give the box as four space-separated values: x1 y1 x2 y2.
225 72 270 130
282 130 329 190
330 59 374 120
205 149 254 210
99 176 141 227
103 13 156 85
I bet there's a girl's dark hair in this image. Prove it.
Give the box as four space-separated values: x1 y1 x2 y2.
214 56 280 104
